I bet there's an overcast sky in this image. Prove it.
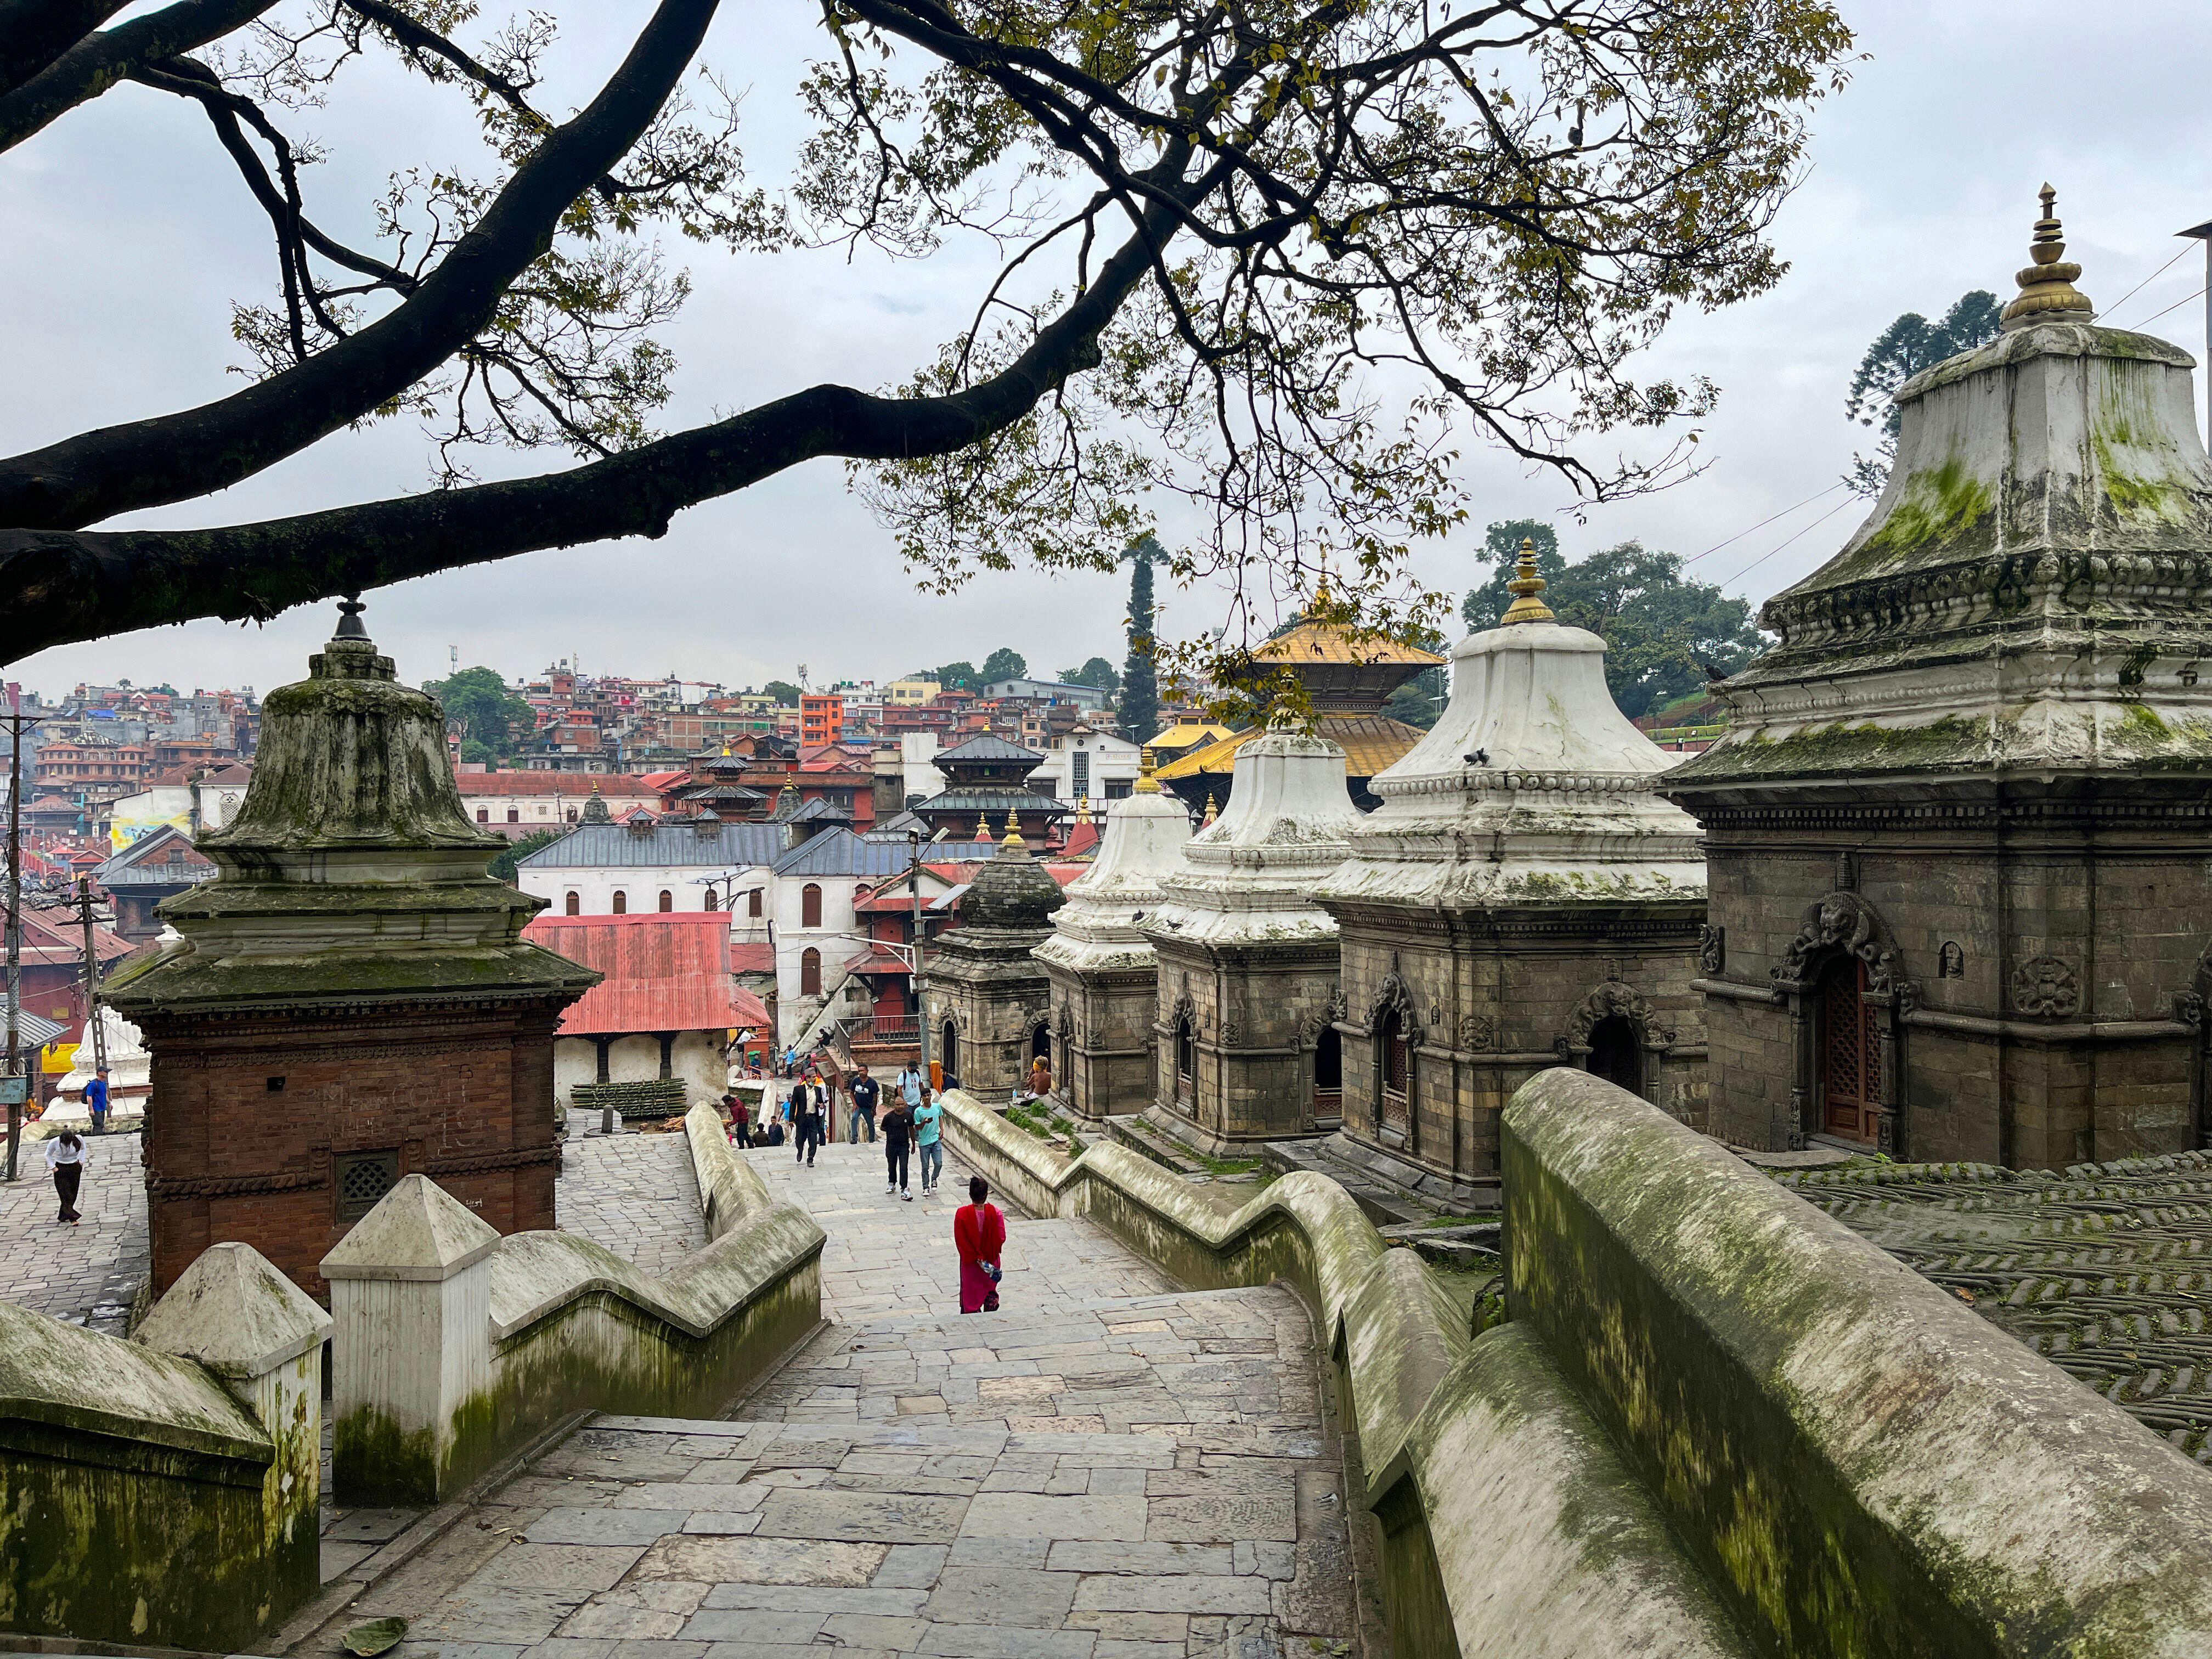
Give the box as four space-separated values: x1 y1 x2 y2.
9 1 2212 699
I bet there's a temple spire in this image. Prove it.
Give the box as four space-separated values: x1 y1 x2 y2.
1500 537 1555 625
2000 182 2095 330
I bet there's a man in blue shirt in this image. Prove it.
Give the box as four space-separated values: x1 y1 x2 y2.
912 1087 944 1194
83 1066 110 1135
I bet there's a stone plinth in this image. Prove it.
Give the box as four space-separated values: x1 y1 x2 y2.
1035 767 1192 1119
919 831 1066 1102
1314 566 1707 1192
105 605 598 1301
1141 728 1358 1152
1665 194 2212 1165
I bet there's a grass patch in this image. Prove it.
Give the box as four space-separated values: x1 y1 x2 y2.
1006 1098 1082 1158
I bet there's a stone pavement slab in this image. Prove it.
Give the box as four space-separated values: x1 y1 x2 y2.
292 1139 1362 1659
0 1125 147 1333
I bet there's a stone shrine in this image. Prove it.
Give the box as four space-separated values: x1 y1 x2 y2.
1142 725 1360 1151
1666 189 2212 1166
918 827 1066 1101
1312 547 1707 1201
105 602 599 1301
1035 753 1193 1119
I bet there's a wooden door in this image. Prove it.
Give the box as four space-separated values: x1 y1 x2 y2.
1821 960 1880 1141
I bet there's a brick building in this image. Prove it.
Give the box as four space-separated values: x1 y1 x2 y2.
1666 192 2212 1167
105 603 598 1301
1313 546 1707 1207
1141 726 1359 1152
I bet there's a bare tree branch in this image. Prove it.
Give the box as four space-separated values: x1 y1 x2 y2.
0 0 274 153
0 0 130 98
0 0 721 532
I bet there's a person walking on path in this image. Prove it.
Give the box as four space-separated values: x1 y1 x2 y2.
798 1075 831 1167
787 1078 810 1163
83 1066 110 1135
897 1063 923 1108
881 1095 913 1201
45 1130 88 1224
726 1092 752 1149
955 1176 1006 1313
913 1086 944 1194
848 1065 880 1144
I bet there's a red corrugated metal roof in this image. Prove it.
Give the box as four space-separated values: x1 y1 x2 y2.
522 911 741 1037
730 943 775 974
455 771 651 795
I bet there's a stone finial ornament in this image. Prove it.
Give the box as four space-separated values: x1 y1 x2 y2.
1135 747 1161 794
1500 537 1556 625
1201 793 1218 827
2000 182 2095 330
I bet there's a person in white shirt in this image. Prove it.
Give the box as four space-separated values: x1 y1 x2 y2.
898 1064 924 1108
44 1130 88 1224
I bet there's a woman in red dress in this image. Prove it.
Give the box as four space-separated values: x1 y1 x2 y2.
954 1175 1006 1313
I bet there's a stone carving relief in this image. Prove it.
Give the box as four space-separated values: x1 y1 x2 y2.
1697 924 1725 975
1774 890 1904 997
1560 980 1675 1055
2011 956 2080 1019
1367 973 1417 1034
1938 941 1965 979
2175 990 2205 1031
1220 1013 1244 1046
1459 1013 1496 1052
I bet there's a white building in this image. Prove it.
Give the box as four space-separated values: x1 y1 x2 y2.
453 771 658 838
1029 723 1143 808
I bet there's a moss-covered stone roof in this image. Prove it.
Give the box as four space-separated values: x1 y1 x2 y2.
1776 1149 2212 1463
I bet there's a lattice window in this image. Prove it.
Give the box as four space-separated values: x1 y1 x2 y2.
335 1149 400 1222
1821 961 1880 1140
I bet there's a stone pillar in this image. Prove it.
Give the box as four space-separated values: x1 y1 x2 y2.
322 1174 500 1506
137 1240 332 1600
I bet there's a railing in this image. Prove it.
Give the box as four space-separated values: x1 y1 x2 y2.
840 1014 920 1047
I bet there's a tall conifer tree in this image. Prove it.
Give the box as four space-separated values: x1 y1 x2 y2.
1121 538 1162 744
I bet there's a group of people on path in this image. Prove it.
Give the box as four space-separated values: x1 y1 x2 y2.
719 1059 1002 1314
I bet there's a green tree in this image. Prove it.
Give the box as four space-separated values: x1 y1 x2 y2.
1844 291 2003 495
424 667 534 758
1120 539 1161 744
980 648 1029 685
931 662 977 692
458 736 493 765
1058 657 1121 696
5 3 1857 672
490 827 565 884
763 680 803 706
1462 527 1765 719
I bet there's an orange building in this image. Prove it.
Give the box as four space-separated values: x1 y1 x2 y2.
800 692 845 747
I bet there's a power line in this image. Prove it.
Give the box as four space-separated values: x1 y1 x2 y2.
1681 481 1846 568
2100 246 2193 321
1711 493 1861 592
2136 282 2209 330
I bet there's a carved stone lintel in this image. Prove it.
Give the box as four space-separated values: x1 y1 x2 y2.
1774 890 1902 996
1562 979 1675 1054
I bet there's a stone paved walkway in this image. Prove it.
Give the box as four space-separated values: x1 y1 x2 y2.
556 1113 709 1275
0 1125 148 1334
299 1138 1367 1658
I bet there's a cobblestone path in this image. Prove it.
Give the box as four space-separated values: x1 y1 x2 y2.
0 1125 148 1334
302 1137 1368 1658
556 1114 709 1275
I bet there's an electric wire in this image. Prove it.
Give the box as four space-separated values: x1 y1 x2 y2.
2100 246 2193 322
2135 283 2209 330
1711 493 1861 593
1680 481 1846 568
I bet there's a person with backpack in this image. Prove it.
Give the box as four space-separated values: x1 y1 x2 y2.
913 1086 944 1194
44 1130 88 1224
954 1176 1006 1313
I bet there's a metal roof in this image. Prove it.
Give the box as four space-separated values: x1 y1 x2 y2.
935 733 1039 763
770 827 922 878
911 788 1072 818
517 821 788 870
521 912 736 1037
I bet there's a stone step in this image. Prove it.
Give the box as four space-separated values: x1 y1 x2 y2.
1104 1112 1211 1175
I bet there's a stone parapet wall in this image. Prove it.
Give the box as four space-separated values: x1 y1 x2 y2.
940 1076 2212 1657
1506 1066 2212 1656
0 1243 328 1651
327 1107 823 1505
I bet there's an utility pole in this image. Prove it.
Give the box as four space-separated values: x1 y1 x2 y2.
909 828 929 1080
4 691 29 1182
2178 218 2212 447
77 877 108 1088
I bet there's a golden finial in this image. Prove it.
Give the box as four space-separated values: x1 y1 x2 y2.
974 814 992 842
1500 537 1555 625
1201 793 1219 826
2000 182 2095 329
1133 747 1161 794
1076 796 1092 825
1001 811 1024 850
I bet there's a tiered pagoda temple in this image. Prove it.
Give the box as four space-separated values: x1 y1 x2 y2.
911 734 1069 849
1667 188 2212 1167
